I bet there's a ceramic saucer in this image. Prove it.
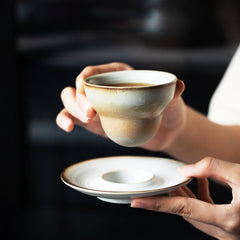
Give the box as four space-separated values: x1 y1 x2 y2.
61 156 192 204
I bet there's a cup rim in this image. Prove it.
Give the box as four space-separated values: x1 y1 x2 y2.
83 70 177 89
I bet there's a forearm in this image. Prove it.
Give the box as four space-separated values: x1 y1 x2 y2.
164 106 240 164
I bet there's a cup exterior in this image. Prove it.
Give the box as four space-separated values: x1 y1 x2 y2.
84 70 177 146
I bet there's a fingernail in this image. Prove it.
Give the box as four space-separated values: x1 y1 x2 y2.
83 102 95 119
79 110 89 123
63 118 72 131
130 200 144 208
83 103 90 115
178 164 194 176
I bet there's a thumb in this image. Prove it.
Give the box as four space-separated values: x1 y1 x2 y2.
174 79 185 99
179 157 240 188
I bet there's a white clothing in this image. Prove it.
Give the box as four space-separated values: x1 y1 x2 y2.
208 44 240 125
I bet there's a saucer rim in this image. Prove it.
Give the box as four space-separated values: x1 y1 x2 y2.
60 156 192 195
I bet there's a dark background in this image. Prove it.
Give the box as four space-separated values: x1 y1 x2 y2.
2 0 240 239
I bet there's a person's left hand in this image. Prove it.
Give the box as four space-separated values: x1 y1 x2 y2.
131 157 240 240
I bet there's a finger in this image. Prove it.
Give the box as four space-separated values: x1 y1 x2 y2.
61 86 90 123
174 79 185 99
56 108 88 129
167 189 225 238
182 185 196 198
56 107 106 139
197 178 214 204
170 181 212 203
56 108 74 132
169 186 196 199
83 114 107 137
76 91 96 120
169 187 188 197
179 157 240 187
76 62 133 94
131 195 224 227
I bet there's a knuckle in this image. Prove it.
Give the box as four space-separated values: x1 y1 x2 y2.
173 201 192 218
148 200 166 212
82 65 100 78
111 61 120 65
198 156 216 171
222 207 240 234
75 74 82 87
148 198 193 218
235 165 240 179
111 62 121 70
113 62 132 70
151 201 161 212
224 217 240 234
83 66 94 72
165 199 193 218
112 61 124 67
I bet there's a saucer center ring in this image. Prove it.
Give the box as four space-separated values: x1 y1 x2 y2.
101 169 154 184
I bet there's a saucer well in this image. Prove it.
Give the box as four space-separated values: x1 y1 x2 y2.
61 156 192 204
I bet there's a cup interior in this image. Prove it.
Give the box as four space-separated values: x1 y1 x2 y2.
84 70 176 87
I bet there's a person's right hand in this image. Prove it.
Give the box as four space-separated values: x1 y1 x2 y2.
56 62 185 151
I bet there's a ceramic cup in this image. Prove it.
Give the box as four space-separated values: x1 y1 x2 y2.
83 70 177 147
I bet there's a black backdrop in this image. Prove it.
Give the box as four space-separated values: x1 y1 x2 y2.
2 0 240 239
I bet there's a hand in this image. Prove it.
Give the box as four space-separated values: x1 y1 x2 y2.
131 157 240 240
56 62 133 136
56 62 185 151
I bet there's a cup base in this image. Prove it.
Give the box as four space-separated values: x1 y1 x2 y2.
101 115 162 147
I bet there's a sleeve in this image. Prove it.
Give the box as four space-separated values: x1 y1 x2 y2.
208 44 240 125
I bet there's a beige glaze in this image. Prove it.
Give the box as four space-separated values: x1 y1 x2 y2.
84 70 177 147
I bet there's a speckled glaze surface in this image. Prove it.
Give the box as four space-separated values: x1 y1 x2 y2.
84 70 177 147
61 156 192 204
